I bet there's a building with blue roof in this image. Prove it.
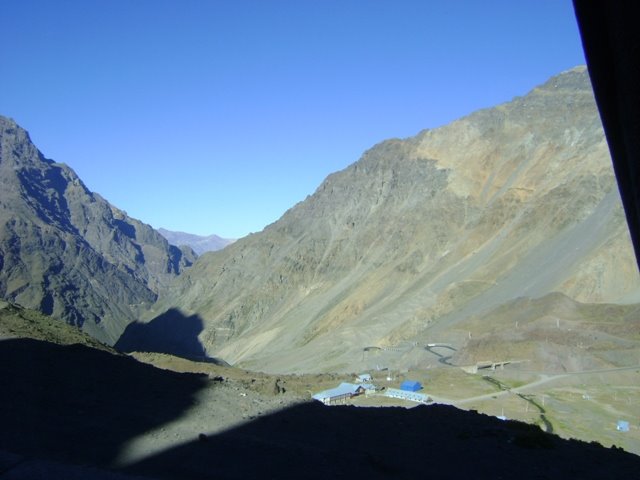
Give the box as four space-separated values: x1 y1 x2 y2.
312 383 364 405
400 380 422 392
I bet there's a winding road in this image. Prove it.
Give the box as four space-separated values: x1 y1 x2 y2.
430 364 640 406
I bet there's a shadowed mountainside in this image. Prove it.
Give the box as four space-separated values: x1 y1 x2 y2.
1 337 640 480
123 401 640 480
0 116 196 344
0 338 207 468
116 308 223 362
149 67 640 373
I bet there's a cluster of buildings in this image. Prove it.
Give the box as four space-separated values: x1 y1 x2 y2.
385 380 430 404
312 374 430 405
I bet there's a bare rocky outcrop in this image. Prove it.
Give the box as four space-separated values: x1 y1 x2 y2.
0 116 196 344
150 67 640 372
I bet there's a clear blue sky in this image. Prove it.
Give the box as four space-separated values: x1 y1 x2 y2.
1 1 585 239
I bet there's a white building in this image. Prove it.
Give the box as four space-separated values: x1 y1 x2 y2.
385 388 431 404
312 383 365 405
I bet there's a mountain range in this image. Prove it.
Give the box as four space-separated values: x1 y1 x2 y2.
0 116 195 344
144 66 640 372
157 228 234 255
1 66 638 373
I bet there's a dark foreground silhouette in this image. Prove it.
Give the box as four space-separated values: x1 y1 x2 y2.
1 338 640 479
0 338 207 468
123 402 640 480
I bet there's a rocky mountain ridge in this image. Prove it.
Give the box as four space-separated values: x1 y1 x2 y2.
147 66 640 372
157 228 234 255
0 116 195 344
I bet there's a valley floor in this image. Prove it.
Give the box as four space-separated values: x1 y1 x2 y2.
349 364 640 456
128 350 640 460
2 337 640 479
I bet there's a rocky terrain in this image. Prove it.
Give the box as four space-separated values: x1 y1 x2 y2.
2 67 636 372
2 311 640 479
0 117 196 344
2 63 640 478
157 228 234 255
147 66 640 373
0 299 114 351
451 292 640 371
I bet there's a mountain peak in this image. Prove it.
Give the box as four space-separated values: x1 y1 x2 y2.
0 117 196 344
157 228 235 255
148 67 639 373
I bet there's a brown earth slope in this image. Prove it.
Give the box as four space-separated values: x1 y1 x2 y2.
147 66 640 373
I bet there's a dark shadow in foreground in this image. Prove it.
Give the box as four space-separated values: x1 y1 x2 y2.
122 401 640 480
115 308 224 364
2 338 640 479
0 338 208 468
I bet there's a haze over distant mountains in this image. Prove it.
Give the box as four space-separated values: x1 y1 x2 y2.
157 228 234 255
146 66 640 372
0 116 195 344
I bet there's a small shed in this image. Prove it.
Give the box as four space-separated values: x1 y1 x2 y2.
400 380 423 392
356 373 372 383
617 420 630 432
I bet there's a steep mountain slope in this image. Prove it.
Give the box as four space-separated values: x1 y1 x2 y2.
0 300 114 351
450 292 640 372
0 116 196 344
158 228 234 255
149 67 640 372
